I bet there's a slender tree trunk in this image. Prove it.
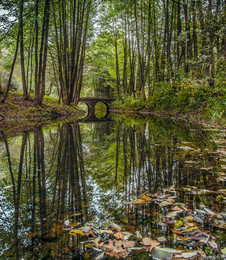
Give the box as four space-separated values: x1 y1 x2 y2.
19 0 28 99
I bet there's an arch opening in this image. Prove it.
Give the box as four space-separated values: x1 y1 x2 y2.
77 101 90 118
94 102 109 119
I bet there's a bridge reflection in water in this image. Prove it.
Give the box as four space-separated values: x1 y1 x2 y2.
78 97 115 122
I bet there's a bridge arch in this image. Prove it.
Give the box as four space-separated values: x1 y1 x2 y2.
78 97 115 122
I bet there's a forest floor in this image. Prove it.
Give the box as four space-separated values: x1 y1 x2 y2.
0 92 84 138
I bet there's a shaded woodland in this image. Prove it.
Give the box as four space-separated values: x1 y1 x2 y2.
0 1 225 110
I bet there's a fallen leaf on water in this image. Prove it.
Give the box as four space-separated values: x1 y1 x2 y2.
114 231 125 240
181 226 198 234
99 229 114 235
149 240 160 252
95 237 104 249
201 167 213 171
96 252 105 260
106 250 129 259
208 237 218 249
157 237 167 243
141 194 152 201
69 229 84 236
181 251 198 258
171 228 182 234
159 200 173 207
63 247 70 253
221 247 226 254
85 228 95 237
141 237 153 246
51 225 64 234
141 238 160 251
27 232 35 239
79 225 92 233
174 220 183 228
123 240 136 248
166 211 181 218
213 219 226 229
69 222 78 228
110 222 122 232
171 206 182 211
129 199 148 204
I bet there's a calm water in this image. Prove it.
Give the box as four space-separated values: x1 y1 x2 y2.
0 115 225 259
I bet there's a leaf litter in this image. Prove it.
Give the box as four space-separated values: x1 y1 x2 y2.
48 187 225 259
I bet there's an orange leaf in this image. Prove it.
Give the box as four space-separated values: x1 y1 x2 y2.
27 232 35 239
171 228 182 234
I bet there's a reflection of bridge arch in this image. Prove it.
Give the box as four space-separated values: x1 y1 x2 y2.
79 97 115 122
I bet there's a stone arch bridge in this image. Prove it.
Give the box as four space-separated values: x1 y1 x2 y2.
78 97 115 122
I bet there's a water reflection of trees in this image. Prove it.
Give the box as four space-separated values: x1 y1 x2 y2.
88 119 221 232
0 123 86 258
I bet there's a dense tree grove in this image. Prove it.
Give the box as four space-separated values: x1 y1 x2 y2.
0 0 225 110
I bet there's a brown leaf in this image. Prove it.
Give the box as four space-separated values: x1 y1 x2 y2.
27 232 35 239
148 240 160 252
85 228 95 237
95 237 104 249
123 240 136 248
114 231 125 240
106 250 129 259
171 228 182 234
110 222 122 232
141 237 153 246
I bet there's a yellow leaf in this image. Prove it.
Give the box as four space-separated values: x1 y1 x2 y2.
69 222 78 228
69 229 85 236
129 199 148 204
141 194 152 201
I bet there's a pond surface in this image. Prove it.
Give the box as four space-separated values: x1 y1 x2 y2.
0 115 225 259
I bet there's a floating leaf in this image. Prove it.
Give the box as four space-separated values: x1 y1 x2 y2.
174 220 183 228
171 228 182 234
159 200 173 207
110 222 122 232
166 211 180 218
69 222 78 228
27 232 35 239
69 229 84 236
141 237 153 246
129 199 148 204
157 237 167 243
181 252 198 258
221 248 226 254
141 194 152 201
99 229 114 235
96 252 105 260
123 240 136 248
114 231 125 240
141 238 160 251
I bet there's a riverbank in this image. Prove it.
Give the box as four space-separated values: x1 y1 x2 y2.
111 95 225 128
0 92 84 137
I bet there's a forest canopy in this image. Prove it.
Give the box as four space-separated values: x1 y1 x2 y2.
0 0 225 117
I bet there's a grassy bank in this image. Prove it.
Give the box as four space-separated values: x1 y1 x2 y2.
112 80 225 127
0 92 84 137
0 92 83 120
